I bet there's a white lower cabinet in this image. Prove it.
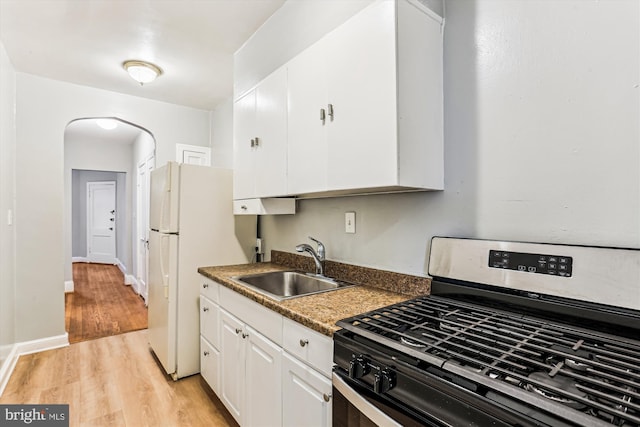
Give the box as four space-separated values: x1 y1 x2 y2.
245 325 283 427
282 352 332 427
220 309 283 427
200 336 220 395
200 276 332 427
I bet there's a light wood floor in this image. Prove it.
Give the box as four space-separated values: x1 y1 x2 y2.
66 263 148 343
0 330 237 427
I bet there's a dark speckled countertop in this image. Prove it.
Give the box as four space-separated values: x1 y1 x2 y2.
198 251 431 337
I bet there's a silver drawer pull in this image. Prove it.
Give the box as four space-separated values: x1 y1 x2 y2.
320 108 326 124
327 103 334 119
299 339 309 347
241 205 248 210
202 283 209 289
323 393 331 402
203 307 209 312
203 351 210 356
242 332 249 339
235 328 242 334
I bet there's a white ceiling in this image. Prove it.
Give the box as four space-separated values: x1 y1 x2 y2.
0 0 285 111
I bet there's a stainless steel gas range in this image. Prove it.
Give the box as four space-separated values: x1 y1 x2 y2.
333 237 640 426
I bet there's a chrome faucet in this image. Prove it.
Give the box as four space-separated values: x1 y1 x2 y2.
296 236 326 276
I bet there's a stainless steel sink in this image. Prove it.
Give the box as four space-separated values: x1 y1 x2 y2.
230 270 355 301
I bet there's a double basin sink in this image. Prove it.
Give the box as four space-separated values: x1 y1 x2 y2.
231 270 355 301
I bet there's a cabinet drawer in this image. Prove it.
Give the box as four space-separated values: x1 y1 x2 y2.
200 336 220 396
283 317 333 377
233 198 296 215
200 296 220 348
220 286 283 345
200 276 220 303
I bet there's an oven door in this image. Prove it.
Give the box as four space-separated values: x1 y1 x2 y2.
332 371 443 427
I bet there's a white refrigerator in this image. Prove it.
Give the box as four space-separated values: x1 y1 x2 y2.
148 161 254 380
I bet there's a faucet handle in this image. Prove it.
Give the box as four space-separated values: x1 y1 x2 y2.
308 236 325 260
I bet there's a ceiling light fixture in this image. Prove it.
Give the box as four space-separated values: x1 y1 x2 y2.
96 119 118 130
123 60 162 85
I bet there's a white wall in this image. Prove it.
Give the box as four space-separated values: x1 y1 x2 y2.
0 41 16 365
210 99 234 168
14 73 210 342
247 0 640 276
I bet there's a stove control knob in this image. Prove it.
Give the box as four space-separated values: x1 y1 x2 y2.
348 356 370 379
373 369 396 394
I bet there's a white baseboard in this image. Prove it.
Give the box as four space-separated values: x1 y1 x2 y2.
125 274 136 286
0 333 69 396
115 258 125 273
16 333 69 356
64 280 74 293
72 257 88 263
0 344 18 397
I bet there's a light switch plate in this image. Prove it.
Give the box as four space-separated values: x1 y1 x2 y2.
345 212 356 234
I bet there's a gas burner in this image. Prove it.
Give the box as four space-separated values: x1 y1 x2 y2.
526 371 587 409
400 336 426 348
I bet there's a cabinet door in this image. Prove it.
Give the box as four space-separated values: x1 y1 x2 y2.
200 336 220 395
326 1 397 190
282 352 332 427
233 89 257 200
220 309 245 425
287 39 329 195
245 326 283 427
254 67 288 197
200 296 219 348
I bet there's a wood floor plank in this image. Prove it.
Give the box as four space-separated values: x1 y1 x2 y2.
67 263 147 343
0 330 237 427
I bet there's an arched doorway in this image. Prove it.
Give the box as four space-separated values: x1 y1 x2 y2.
64 117 156 343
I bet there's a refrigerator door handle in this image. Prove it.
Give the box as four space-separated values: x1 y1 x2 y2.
160 234 170 299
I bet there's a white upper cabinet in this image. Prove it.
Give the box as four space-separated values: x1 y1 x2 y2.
287 0 444 197
233 66 288 200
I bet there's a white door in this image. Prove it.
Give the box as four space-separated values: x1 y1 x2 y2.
176 143 211 166
147 230 178 377
87 181 116 264
137 155 154 301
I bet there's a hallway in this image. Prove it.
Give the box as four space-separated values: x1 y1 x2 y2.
66 263 147 343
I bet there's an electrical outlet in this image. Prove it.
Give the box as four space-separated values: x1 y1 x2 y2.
345 212 356 234
256 238 264 255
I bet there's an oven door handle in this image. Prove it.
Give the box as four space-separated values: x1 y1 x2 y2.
332 372 403 427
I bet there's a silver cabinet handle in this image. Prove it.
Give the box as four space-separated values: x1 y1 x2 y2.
203 307 209 312
240 205 248 210
235 328 242 334
254 137 260 147
203 351 210 356
320 108 326 124
242 332 249 339
327 103 334 119
323 393 331 402
202 283 209 289
299 339 309 347
250 138 255 147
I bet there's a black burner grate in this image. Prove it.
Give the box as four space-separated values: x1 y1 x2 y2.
338 296 640 426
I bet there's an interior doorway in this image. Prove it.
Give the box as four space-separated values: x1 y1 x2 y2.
64 117 156 342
